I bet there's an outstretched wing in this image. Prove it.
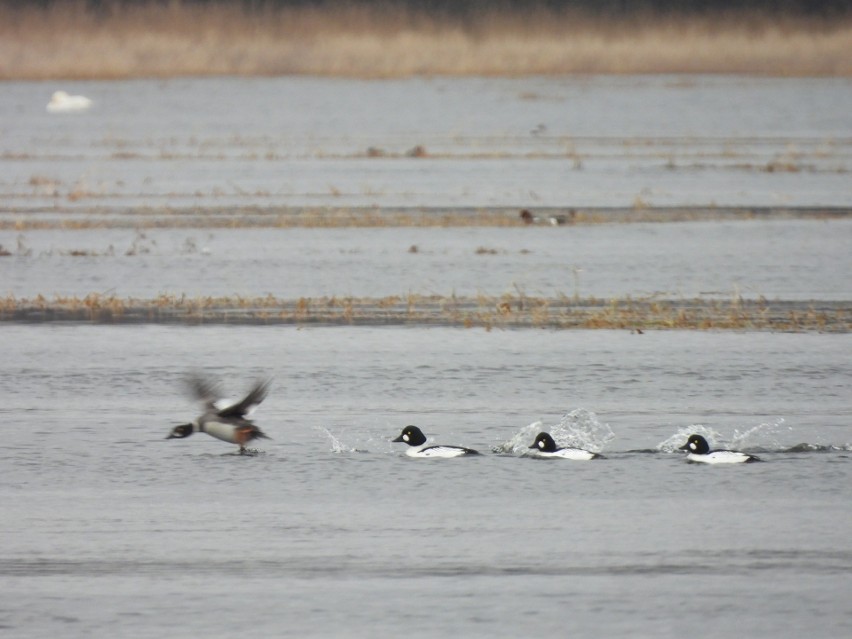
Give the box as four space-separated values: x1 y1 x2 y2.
217 378 271 419
186 373 223 409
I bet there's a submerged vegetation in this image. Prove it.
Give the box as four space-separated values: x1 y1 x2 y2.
1 1 851 78
1 292 848 332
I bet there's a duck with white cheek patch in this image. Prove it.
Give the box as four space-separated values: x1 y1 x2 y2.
679 434 761 464
392 425 480 458
528 432 604 460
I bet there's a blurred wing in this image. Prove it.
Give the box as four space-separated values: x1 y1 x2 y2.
218 378 271 418
186 373 223 409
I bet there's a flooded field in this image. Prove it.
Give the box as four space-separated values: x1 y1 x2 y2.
1 220 851 330
1 76 851 212
1 75 851 638
2 75 851 328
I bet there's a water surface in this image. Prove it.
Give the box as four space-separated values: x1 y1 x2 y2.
2 74 851 638
3 219 851 301
1 325 850 638
2 76 850 209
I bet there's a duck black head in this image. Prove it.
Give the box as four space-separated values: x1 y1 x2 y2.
530 432 558 452
679 434 710 454
166 423 194 440
393 425 427 447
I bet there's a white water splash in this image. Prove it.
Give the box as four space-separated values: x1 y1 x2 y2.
552 408 615 452
657 424 723 453
493 408 614 455
660 418 792 453
492 420 545 454
313 426 358 453
732 418 790 450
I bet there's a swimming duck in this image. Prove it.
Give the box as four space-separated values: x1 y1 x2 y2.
519 209 571 226
528 432 604 460
679 434 761 464
392 425 480 458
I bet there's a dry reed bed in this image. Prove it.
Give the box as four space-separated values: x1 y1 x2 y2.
1 206 848 232
2 293 848 332
2 4 851 78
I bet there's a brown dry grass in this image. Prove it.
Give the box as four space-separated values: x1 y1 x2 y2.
1 206 848 232
1 292 849 332
1 2 851 78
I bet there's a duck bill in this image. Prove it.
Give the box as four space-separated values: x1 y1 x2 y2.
392 434 405 442
166 423 191 439
678 443 689 450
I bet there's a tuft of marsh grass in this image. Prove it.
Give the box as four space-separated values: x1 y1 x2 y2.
1 3 851 79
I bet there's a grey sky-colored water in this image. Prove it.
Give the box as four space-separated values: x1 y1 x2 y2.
1 75 851 208
1 325 851 638
3 219 851 300
2 75 851 638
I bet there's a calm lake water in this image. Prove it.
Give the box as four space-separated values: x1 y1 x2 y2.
1 75 851 209
1 75 851 638
3 219 852 302
1 325 851 638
